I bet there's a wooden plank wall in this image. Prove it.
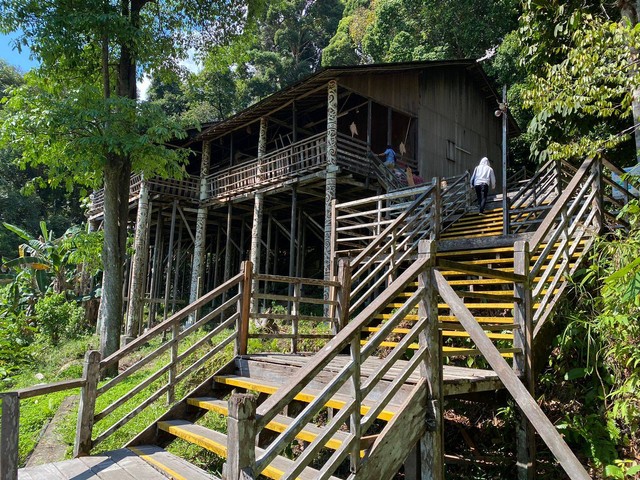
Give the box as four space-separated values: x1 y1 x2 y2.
339 67 502 183
419 67 502 183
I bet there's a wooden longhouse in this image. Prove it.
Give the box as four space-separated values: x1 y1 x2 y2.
4 60 636 480
87 60 510 339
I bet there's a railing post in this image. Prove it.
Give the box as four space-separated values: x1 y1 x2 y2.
292 281 301 353
238 261 253 356
465 170 472 208
430 177 442 240
592 158 603 233
503 194 510 235
513 240 535 480
74 350 101 457
0 392 19 480
336 258 352 333
223 393 257 480
417 239 443 480
167 322 179 404
349 335 362 473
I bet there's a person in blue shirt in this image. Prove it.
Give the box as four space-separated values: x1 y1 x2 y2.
377 144 397 167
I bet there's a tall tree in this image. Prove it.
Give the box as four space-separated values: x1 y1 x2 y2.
520 1 639 164
0 0 262 373
323 0 520 66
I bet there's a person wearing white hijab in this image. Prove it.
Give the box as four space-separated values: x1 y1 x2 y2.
470 157 496 214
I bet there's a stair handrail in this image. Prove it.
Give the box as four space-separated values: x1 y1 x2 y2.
77 264 250 455
248 255 435 479
433 268 590 480
522 157 639 337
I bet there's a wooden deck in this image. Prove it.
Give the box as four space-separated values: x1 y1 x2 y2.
19 446 214 480
239 353 503 397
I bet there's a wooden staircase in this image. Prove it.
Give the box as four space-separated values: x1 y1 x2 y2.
11 157 639 480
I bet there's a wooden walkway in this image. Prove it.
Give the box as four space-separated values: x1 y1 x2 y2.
19 446 214 480
239 354 503 397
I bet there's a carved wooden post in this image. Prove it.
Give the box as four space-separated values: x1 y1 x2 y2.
223 394 257 480
513 240 535 480
0 392 19 480
250 118 267 314
324 80 338 286
189 140 211 316
429 177 442 240
417 240 443 480
74 350 101 457
125 176 151 341
237 261 253 356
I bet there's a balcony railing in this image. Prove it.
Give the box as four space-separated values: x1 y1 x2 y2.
90 132 412 214
88 174 199 215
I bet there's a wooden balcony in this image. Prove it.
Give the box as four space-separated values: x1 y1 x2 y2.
88 174 200 217
89 132 412 215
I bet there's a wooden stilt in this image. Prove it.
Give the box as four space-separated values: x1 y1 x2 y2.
214 222 222 289
224 203 233 282
189 140 211 310
125 178 151 340
148 208 163 328
163 200 178 321
171 220 183 313
324 80 338 314
264 214 273 311
288 187 298 315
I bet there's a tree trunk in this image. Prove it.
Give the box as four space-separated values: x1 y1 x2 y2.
97 0 139 376
98 155 131 377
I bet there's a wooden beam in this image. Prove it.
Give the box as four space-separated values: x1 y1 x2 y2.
434 270 590 480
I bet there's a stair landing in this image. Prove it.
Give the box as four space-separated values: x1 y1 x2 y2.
19 445 214 480
240 353 503 397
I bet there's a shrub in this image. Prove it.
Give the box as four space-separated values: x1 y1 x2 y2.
34 293 86 345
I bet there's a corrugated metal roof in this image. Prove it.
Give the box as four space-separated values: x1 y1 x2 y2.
194 59 517 142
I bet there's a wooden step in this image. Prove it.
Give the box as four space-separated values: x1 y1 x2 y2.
374 313 514 324
187 397 349 450
158 420 340 480
361 326 513 340
384 302 516 310
213 375 399 421
364 340 521 358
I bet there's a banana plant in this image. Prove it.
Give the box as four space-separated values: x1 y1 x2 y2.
1 221 79 295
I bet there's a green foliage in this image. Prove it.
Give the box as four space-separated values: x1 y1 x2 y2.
33 293 86 345
323 0 520 66
541 199 640 475
521 5 638 164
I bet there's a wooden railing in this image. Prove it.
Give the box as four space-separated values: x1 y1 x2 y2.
0 263 252 478
89 174 199 214
223 252 439 480
523 157 638 337
249 273 340 352
331 172 469 324
207 132 327 199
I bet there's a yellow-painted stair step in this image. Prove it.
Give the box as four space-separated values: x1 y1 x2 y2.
212 375 399 422
186 397 348 450
361 326 514 340
158 420 340 480
362 340 520 358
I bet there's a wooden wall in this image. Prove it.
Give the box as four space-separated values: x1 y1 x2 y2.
418 67 502 184
339 72 420 116
338 66 502 185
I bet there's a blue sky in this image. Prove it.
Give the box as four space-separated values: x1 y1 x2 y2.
0 32 39 72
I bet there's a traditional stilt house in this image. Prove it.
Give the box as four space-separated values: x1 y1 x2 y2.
88 60 511 337
16 59 636 480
